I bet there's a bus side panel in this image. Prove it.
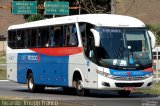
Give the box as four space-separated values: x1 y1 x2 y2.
35 54 69 86
7 51 18 82
68 53 98 89
17 53 69 86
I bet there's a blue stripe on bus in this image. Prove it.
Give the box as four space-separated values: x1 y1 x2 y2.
17 53 69 87
109 69 152 77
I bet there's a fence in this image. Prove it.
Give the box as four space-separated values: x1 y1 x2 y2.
152 47 160 83
0 41 6 52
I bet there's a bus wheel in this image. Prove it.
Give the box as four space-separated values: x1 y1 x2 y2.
27 73 38 93
118 90 131 97
75 79 86 96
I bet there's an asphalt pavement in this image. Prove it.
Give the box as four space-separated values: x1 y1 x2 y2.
0 81 160 106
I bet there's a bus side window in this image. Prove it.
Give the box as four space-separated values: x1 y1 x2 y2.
37 27 49 47
80 24 87 48
49 27 54 47
79 23 96 59
70 26 78 46
53 26 63 47
37 28 44 47
27 29 31 48
16 30 21 48
24 30 28 48
16 30 25 48
36 28 40 47
8 30 17 49
64 24 78 46
31 29 37 47
54 29 60 46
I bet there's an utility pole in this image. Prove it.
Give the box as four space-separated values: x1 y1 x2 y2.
79 3 81 15
111 0 116 14
78 0 81 15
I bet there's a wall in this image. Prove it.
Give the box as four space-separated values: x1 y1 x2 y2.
116 0 160 24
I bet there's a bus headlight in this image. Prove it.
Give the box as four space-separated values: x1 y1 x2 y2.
96 70 114 78
144 73 153 78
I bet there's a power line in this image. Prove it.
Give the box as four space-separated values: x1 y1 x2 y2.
123 0 136 15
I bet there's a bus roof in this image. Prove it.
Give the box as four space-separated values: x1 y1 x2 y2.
8 14 145 30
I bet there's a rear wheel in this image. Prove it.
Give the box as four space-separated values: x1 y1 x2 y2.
118 91 131 97
27 73 45 93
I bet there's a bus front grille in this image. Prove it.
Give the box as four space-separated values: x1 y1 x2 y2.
115 82 144 87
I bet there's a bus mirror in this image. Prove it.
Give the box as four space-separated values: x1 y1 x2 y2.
90 29 100 47
148 30 156 49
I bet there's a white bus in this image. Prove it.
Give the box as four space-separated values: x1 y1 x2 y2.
7 14 155 96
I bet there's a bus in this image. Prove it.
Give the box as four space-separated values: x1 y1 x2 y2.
7 14 155 96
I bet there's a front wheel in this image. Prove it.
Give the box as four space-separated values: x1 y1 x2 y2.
74 79 89 96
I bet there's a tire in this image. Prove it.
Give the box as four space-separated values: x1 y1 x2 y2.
27 73 45 93
118 91 131 97
75 79 89 96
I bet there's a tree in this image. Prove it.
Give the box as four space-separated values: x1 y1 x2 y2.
147 24 160 46
77 0 111 14
20 0 111 22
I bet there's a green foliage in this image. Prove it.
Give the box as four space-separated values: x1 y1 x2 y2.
26 14 45 22
0 51 6 64
146 24 160 45
134 83 160 95
0 69 6 80
0 51 6 80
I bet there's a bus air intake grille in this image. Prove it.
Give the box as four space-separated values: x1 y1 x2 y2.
115 83 144 87
113 76 146 81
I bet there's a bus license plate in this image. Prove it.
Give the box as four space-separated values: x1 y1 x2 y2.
124 87 135 91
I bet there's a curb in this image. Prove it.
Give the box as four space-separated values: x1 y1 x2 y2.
0 80 8 81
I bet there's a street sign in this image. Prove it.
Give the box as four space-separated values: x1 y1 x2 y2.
45 2 69 15
12 1 37 14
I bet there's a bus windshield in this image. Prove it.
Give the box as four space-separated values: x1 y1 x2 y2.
98 28 152 70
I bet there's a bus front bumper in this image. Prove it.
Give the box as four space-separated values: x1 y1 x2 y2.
97 75 153 90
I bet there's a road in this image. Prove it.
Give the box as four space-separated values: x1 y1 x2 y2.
0 81 160 106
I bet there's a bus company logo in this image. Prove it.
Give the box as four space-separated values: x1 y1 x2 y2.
113 72 128 76
127 72 131 76
27 55 40 61
132 72 143 76
127 72 133 80
113 71 143 76
127 76 133 81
